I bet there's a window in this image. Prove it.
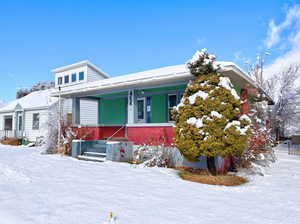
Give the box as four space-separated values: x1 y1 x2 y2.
32 113 40 130
168 94 177 121
58 77 63 85
79 72 84 81
4 116 13 130
72 73 77 82
64 75 69 84
137 98 145 122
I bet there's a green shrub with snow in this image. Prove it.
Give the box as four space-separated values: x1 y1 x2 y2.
173 49 251 173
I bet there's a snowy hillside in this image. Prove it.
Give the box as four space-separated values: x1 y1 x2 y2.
0 144 299 224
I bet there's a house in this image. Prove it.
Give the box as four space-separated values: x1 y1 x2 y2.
51 60 273 162
0 89 65 141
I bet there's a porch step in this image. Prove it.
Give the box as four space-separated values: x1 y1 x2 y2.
87 146 106 153
83 152 106 158
77 155 106 162
104 137 129 141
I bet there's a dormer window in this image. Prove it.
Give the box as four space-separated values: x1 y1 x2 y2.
64 75 69 84
79 72 84 81
72 73 77 82
58 77 63 85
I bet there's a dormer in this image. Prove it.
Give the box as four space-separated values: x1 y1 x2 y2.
51 60 109 88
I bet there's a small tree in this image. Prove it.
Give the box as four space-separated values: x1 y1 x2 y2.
173 49 251 175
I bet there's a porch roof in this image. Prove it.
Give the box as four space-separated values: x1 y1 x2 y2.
51 62 273 103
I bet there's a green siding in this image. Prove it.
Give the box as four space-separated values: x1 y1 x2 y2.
99 98 126 124
139 84 187 94
151 94 167 123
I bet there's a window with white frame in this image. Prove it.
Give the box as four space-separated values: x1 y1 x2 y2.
137 98 146 122
4 116 13 130
58 77 63 85
72 73 76 82
79 72 84 81
64 75 70 84
32 113 40 130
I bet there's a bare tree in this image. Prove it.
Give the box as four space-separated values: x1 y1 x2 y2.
266 64 300 138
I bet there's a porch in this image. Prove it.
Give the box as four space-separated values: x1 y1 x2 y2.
71 83 190 145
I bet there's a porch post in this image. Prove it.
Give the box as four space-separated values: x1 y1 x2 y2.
240 88 249 115
127 90 135 124
72 97 80 125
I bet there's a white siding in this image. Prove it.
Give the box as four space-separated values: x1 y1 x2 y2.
62 98 72 114
87 66 106 82
80 99 98 125
23 109 49 142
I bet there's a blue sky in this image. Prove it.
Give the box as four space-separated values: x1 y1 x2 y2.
0 0 296 101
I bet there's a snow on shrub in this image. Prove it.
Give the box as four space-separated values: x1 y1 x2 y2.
173 49 251 174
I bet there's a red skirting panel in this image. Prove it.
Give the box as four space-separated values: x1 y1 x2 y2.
127 126 175 146
72 126 125 140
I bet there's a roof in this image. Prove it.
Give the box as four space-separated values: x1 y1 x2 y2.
51 62 273 103
0 89 58 113
51 60 109 78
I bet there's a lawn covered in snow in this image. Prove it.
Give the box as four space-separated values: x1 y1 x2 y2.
0 144 299 224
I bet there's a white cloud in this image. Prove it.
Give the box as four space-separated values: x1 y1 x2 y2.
264 4 300 79
265 5 300 49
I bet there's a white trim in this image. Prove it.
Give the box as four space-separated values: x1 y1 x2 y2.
127 123 175 127
51 60 109 78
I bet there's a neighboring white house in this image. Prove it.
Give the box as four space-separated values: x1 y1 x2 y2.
0 89 66 141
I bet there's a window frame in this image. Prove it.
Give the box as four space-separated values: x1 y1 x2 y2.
137 97 146 123
71 73 77 82
79 72 84 81
4 115 13 131
32 113 40 130
64 75 70 84
57 77 63 86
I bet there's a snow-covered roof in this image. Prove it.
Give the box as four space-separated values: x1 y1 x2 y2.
51 62 273 103
0 100 7 109
0 89 58 113
51 60 109 78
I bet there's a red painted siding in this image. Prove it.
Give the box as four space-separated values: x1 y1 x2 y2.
127 126 175 146
73 126 125 140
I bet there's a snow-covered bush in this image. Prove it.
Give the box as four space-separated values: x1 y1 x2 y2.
173 49 251 174
133 145 174 168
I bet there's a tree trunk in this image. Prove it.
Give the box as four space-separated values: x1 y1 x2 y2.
207 156 217 175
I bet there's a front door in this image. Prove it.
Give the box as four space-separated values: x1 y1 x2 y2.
137 98 146 123
16 113 23 138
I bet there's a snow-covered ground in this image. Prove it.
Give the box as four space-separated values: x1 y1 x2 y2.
0 144 299 224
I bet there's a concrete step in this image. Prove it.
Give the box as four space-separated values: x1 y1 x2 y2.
87 147 106 153
83 152 106 158
77 155 106 162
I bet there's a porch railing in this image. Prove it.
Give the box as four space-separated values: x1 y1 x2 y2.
0 130 16 140
106 125 127 141
288 141 300 155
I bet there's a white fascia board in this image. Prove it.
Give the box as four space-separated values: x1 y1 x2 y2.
51 71 192 97
51 60 109 78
